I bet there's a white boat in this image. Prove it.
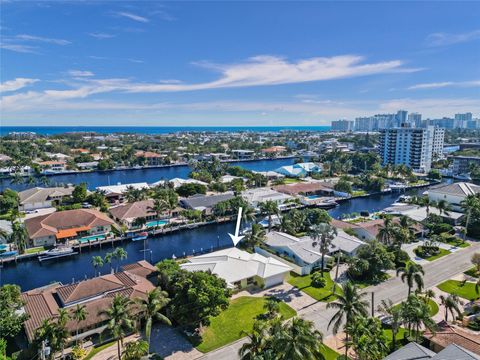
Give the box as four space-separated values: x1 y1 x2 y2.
389 182 407 191
454 173 472 181
38 247 76 262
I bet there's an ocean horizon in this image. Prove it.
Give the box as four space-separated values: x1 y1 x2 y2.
0 125 331 135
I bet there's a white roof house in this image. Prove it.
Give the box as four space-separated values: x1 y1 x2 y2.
275 162 322 178
241 187 293 207
180 248 291 289
383 204 464 224
151 178 208 189
96 182 150 194
427 182 480 211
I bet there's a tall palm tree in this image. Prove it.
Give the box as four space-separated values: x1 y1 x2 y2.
436 199 451 216
104 252 114 273
422 197 436 217
396 262 424 296
272 317 325 360
259 200 279 232
113 247 128 272
461 194 480 236
10 221 28 254
400 295 436 341
56 308 71 360
327 282 369 358
135 288 171 354
91 256 104 277
72 304 88 344
99 295 133 360
263 296 280 319
246 224 266 249
377 215 397 246
378 299 402 351
439 294 463 322
148 198 168 227
309 223 337 275
242 206 257 224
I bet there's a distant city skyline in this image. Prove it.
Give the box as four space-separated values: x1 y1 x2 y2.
1 1 479 126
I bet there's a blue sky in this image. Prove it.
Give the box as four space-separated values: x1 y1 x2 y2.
1 1 479 126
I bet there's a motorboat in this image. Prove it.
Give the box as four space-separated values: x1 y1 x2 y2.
38 246 76 262
454 173 472 181
132 231 149 241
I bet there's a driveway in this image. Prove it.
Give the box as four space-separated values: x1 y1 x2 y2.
203 241 480 360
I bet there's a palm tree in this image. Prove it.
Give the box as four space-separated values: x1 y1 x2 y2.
272 317 325 360
113 247 128 272
35 319 56 359
242 205 257 224
246 224 266 249
104 252 114 273
396 262 425 296
461 194 480 236
259 200 279 232
400 295 436 341
91 256 104 277
56 308 71 360
327 282 369 358
72 304 88 344
377 215 397 246
422 197 436 217
436 199 451 216
264 296 280 319
439 294 463 322
149 198 168 224
309 223 337 275
9 221 28 254
239 320 269 360
423 289 436 304
99 295 133 360
122 340 149 360
135 288 171 354
378 299 402 351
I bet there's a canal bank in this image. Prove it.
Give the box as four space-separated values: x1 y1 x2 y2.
1 183 433 291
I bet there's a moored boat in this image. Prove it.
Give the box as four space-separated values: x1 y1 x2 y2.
38 247 77 262
132 231 149 241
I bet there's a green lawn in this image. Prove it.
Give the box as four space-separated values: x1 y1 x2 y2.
84 340 117 360
321 345 341 360
25 246 46 254
283 178 303 184
351 273 391 288
442 238 470 248
287 272 342 302
437 280 480 301
196 296 296 353
350 190 367 197
414 247 451 261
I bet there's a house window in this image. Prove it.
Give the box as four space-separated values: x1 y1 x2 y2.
247 277 255 285
233 281 241 289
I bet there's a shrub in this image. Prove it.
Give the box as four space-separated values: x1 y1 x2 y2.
311 272 326 288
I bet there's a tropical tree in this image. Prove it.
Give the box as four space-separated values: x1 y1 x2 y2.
113 247 128 272
378 299 402 351
400 295 436 341
245 223 266 249
327 281 369 358
309 223 337 275
259 200 279 232
121 340 149 360
99 295 133 360
421 197 435 217
104 252 114 273
56 308 71 360
135 288 171 354
148 198 168 226
439 293 463 322
436 199 451 216
242 205 257 224
377 215 397 246
263 296 280 319
346 315 388 360
239 319 269 360
396 262 425 296
72 304 88 344
91 256 104 277
9 221 28 254
461 194 480 236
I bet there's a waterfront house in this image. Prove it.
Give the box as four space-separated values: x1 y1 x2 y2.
275 162 322 178
21 261 156 344
96 182 150 204
241 187 294 208
341 217 425 241
383 204 464 225
261 146 287 156
76 161 99 170
24 209 115 247
18 186 75 211
260 230 364 275
109 199 176 229
274 182 334 197
423 322 480 357
135 150 164 166
151 178 208 189
179 192 235 214
180 247 291 290
427 182 480 212
252 170 285 181
231 149 255 160
451 155 480 175
37 160 67 174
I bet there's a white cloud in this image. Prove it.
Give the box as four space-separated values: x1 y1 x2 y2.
426 29 480 46
114 11 149 23
88 32 115 39
0 43 38 53
68 70 95 77
408 80 480 90
0 78 39 93
15 34 71 45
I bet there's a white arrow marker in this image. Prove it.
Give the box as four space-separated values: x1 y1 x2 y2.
228 207 245 247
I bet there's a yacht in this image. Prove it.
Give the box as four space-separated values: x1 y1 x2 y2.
454 173 472 181
38 246 76 262
132 231 149 241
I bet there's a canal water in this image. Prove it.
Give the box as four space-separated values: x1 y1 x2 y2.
1 184 430 291
0 158 298 191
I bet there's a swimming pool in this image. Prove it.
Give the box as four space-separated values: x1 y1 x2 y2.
79 234 106 243
146 220 169 228
306 195 321 200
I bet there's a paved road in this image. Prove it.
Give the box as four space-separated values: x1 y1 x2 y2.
200 241 480 360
